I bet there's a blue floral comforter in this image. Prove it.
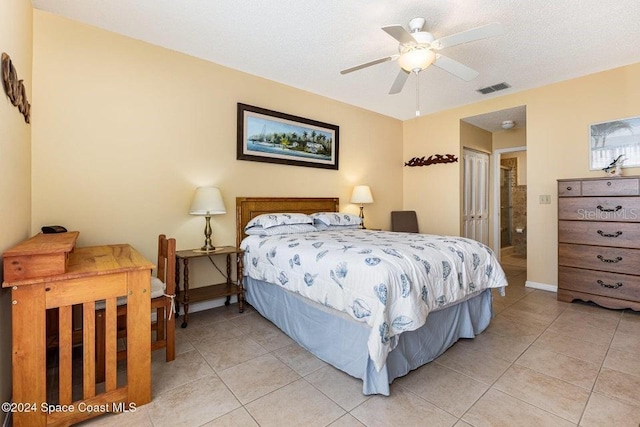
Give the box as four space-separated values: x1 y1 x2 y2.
241 229 507 371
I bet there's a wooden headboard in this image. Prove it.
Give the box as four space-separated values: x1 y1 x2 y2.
236 197 339 247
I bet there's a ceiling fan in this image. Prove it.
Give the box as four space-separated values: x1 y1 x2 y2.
341 18 503 96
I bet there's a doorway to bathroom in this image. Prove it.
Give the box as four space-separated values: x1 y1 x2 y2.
496 148 527 268
500 165 513 248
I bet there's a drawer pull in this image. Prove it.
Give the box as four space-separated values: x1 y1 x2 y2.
596 205 622 212
597 230 623 238
597 255 623 263
597 280 623 289
566 186 572 191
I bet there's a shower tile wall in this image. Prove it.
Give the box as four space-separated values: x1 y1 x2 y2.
500 167 514 248
501 158 527 256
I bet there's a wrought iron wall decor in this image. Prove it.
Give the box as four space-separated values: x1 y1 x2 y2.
404 154 458 167
2 52 30 123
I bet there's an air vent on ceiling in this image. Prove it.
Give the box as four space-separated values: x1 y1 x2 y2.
477 82 511 95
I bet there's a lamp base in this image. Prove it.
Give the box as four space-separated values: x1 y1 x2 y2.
200 215 216 252
359 205 366 229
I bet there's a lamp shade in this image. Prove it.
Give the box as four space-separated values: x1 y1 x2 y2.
350 185 374 204
189 187 226 215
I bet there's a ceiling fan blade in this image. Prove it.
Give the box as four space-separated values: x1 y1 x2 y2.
433 54 479 81
389 70 410 94
431 22 503 50
340 55 397 75
382 25 417 44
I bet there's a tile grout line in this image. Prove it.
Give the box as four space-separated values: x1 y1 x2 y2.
457 288 580 425
144 270 638 426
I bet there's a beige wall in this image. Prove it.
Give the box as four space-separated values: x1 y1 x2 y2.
403 114 462 235
0 0 32 420
493 126 526 150
31 11 403 285
404 62 640 288
460 121 492 152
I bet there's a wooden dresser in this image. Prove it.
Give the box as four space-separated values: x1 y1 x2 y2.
557 176 640 310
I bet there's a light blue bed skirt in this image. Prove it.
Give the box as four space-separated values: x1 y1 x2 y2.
244 277 494 395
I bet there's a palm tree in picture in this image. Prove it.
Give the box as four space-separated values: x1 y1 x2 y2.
591 120 633 148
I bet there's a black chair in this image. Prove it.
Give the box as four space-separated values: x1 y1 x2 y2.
391 211 419 233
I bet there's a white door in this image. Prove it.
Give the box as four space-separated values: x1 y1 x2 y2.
463 149 489 244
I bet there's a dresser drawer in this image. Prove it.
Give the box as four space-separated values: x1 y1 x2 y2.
558 220 640 248
559 266 640 302
581 178 640 196
558 243 640 275
558 197 640 222
558 181 581 197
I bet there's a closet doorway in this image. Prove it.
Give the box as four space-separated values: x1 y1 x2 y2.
462 148 490 245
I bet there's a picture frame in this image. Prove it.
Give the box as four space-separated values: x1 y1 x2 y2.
237 103 339 170
590 116 640 170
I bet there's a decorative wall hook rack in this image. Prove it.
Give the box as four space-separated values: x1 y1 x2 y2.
2 52 30 124
404 154 458 167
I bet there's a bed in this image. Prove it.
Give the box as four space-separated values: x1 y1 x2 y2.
236 197 507 395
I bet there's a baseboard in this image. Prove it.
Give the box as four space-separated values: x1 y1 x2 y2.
525 280 557 292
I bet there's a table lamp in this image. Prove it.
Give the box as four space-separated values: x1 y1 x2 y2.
350 185 373 229
189 187 226 251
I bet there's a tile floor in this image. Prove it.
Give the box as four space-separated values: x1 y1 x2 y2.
82 259 640 427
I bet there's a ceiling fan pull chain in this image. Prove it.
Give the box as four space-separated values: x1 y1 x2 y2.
415 70 421 116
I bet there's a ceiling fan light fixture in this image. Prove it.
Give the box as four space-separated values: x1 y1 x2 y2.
398 47 436 73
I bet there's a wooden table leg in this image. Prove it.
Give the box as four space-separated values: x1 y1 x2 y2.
174 255 181 318
181 258 190 328
12 284 47 427
125 269 151 406
225 254 231 306
237 253 244 313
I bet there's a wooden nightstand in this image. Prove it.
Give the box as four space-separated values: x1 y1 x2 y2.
175 246 244 328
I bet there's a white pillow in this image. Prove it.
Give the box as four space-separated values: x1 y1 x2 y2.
245 213 313 231
314 223 361 231
311 212 362 227
245 223 317 236
150 276 166 299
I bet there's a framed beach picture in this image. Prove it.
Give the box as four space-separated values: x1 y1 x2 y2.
590 116 640 170
237 103 339 170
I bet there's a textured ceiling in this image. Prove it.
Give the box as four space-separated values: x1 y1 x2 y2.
32 0 640 126
463 106 527 133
